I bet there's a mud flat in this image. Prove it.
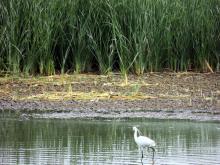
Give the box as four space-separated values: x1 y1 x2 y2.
0 73 219 121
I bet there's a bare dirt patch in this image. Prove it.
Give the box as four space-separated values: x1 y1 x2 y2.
0 72 219 120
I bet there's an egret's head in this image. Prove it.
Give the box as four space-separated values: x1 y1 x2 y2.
133 126 137 131
132 126 142 135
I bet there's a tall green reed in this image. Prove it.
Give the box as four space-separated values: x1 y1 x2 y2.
0 0 219 76
87 1 115 74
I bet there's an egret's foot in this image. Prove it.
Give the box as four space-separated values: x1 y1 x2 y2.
152 160 155 165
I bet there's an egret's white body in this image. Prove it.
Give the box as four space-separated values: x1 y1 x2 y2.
133 126 156 160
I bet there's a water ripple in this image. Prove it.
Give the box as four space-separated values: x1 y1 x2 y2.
1 119 220 165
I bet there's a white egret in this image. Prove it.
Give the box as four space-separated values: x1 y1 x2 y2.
133 126 156 160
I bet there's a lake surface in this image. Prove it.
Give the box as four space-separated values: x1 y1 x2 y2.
0 114 220 165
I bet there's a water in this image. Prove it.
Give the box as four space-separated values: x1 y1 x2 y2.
0 115 220 165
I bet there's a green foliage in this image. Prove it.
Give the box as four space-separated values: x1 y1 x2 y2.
0 0 219 75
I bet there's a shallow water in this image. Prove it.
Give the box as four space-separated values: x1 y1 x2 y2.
0 114 220 165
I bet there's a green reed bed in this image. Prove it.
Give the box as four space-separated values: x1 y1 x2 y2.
0 0 219 76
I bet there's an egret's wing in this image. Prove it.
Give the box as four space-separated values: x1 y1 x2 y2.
137 136 156 147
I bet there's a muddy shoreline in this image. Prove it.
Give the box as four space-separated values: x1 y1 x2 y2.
0 99 219 121
0 73 219 121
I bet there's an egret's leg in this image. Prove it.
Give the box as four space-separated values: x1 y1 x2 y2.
150 147 155 160
140 147 144 162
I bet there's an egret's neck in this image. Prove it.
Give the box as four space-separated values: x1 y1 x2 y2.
134 129 138 142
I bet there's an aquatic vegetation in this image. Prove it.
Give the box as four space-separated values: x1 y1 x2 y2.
0 0 219 75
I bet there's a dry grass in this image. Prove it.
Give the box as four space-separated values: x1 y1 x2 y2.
0 73 219 104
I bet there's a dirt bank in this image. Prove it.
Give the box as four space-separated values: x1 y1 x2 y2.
0 73 219 121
